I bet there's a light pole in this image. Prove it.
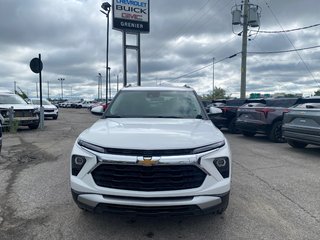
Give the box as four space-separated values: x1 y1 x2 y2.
100 2 111 104
212 57 215 100
58 78 65 100
108 67 111 99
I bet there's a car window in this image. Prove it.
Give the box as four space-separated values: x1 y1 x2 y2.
265 98 299 107
0 94 27 104
106 90 205 119
32 99 51 105
294 103 320 109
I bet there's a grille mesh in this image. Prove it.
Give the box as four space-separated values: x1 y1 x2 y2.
92 164 206 191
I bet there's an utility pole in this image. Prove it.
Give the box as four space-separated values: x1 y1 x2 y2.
240 0 249 99
212 58 215 100
14 81 17 94
232 0 261 99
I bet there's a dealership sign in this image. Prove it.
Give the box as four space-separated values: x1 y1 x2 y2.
112 0 150 33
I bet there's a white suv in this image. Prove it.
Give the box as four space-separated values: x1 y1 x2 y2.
70 86 232 216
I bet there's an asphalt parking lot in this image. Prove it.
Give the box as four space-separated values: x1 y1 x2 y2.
0 108 319 240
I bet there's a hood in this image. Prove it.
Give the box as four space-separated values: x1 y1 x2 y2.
0 104 37 110
79 118 225 150
33 104 57 110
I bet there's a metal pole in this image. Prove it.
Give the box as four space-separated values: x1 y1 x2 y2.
108 67 111 98
14 81 17 93
212 57 215 100
137 33 141 86
47 81 49 99
123 31 127 87
105 12 110 104
117 74 119 92
240 0 249 99
39 53 44 129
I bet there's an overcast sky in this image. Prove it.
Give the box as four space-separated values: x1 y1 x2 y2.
1 0 320 99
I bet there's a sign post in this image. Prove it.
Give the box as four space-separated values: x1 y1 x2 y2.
30 54 44 129
112 0 150 86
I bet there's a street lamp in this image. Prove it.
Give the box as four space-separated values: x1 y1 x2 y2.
108 67 111 99
100 2 111 104
58 78 65 100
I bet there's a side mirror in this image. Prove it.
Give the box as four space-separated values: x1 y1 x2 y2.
209 106 222 115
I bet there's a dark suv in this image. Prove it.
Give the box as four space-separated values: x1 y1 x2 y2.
236 98 300 142
209 99 265 133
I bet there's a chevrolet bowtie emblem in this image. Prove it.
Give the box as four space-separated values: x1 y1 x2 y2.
137 157 159 166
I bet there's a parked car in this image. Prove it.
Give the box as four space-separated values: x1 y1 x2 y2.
209 99 266 133
90 102 109 115
0 92 40 129
70 86 232 215
282 98 320 148
236 98 300 142
29 98 59 120
75 100 97 108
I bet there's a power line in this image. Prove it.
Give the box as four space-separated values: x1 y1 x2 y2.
171 43 320 82
172 53 240 80
248 44 320 54
252 23 320 34
265 1 320 88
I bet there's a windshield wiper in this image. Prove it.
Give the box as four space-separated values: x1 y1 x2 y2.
105 115 122 118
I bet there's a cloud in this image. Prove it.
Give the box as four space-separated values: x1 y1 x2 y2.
1 0 320 99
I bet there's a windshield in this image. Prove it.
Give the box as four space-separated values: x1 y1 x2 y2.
105 90 205 119
0 94 27 104
32 99 51 105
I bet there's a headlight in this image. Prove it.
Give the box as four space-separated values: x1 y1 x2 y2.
78 140 105 153
0 110 8 118
192 140 225 154
71 155 87 176
213 157 229 178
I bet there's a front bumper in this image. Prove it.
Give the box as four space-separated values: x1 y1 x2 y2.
70 140 232 215
236 120 268 133
3 116 39 126
71 189 229 216
283 126 320 146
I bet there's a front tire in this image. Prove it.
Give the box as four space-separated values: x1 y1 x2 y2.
269 121 285 143
287 140 308 148
228 117 240 134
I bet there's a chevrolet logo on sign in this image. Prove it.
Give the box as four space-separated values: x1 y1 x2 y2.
137 156 159 167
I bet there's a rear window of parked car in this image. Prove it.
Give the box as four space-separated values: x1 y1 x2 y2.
265 98 299 107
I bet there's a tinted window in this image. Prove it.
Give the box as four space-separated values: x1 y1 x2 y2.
0 94 27 104
265 98 298 107
226 99 246 106
32 99 51 105
106 90 205 119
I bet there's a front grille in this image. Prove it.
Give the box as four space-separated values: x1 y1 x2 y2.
95 203 202 216
14 110 33 117
45 109 54 113
91 164 206 191
105 148 194 156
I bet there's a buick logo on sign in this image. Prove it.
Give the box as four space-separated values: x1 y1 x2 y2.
112 0 150 33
